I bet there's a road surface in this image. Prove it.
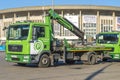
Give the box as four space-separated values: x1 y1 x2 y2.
0 52 120 80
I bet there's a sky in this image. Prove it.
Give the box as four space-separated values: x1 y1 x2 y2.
0 0 120 10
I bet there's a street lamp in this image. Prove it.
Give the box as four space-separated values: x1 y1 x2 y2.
52 0 54 10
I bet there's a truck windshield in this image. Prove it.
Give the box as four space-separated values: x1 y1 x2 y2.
97 34 119 44
8 25 29 40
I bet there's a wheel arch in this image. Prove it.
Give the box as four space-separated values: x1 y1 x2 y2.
87 51 96 56
39 50 51 59
34 50 51 63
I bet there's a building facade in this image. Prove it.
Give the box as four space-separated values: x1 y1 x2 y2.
0 5 120 40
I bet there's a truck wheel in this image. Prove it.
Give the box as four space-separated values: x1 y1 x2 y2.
66 60 75 64
88 54 96 65
38 54 51 68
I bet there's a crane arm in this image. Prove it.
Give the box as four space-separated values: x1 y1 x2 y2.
48 9 84 42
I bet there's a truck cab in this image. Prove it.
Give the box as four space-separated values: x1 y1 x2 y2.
96 31 120 59
5 17 52 67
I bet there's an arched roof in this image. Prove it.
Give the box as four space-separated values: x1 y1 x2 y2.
0 5 120 14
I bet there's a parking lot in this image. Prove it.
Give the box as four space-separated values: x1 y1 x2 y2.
1 51 120 80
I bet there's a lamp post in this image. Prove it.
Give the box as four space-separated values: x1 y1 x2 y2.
52 0 54 10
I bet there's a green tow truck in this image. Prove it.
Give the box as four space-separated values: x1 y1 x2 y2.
4 9 112 67
96 31 120 60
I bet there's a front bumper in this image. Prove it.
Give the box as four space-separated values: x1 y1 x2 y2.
5 54 38 64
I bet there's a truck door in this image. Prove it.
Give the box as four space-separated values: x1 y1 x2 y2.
30 25 46 55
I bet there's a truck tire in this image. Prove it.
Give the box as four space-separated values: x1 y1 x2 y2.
88 53 96 65
38 54 51 68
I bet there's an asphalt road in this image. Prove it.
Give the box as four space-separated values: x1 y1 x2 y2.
0 52 120 80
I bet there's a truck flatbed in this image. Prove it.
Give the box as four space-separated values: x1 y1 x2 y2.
67 46 112 52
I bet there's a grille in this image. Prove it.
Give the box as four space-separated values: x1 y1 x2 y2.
8 45 22 52
12 58 20 61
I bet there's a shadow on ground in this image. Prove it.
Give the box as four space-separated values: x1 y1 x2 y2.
85 63 112 80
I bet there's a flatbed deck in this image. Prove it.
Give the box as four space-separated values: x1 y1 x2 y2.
67 45 112 52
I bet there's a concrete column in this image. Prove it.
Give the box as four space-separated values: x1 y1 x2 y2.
1 14 5 39
13 13 16 23
96 11 100 34
2 14 5 22
43 11 46 22
79 10 82 30
61 10 64 36
112 11 115 30
43 11 46 17
27 12 30 20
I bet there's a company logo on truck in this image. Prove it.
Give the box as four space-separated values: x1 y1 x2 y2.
34 40 44 53
30 40 44 54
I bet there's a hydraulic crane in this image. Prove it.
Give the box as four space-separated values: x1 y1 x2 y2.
5 9 112 67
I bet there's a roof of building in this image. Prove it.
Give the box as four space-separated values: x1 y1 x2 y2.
0 5 120 14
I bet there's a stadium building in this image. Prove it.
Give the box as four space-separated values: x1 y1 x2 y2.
0 5 120 41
